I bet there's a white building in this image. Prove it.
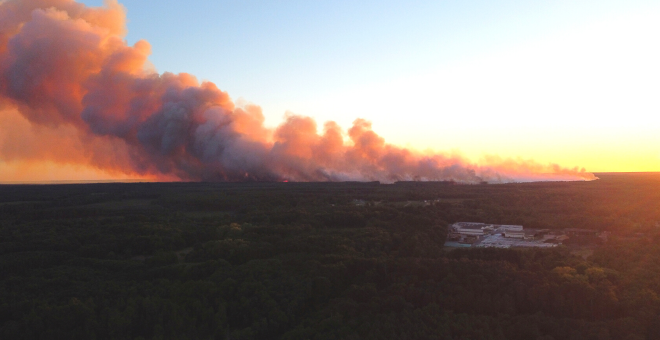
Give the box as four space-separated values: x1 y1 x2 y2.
504 230 525 238
457 227 484 236
452 222 528 238
499 225 523 231
452 222 490 236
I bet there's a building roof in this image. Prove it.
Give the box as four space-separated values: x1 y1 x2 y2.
455 222 487 226
458 225 486 230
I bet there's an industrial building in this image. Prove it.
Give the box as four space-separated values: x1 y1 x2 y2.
503 230 525 238
451 222 493 236
448 222 558 248
498 225 523 232
446 222 605 249
447 222 607 249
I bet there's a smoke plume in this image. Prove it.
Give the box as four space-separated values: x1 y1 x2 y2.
0 0 596 183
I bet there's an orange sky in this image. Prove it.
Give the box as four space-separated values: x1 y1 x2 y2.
1 0 658 183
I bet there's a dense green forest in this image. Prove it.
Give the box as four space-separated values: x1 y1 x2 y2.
1 173 660 339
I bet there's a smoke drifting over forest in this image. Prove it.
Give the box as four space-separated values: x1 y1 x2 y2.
0 0 596 183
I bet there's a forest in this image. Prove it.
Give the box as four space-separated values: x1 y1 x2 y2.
1 173 660 339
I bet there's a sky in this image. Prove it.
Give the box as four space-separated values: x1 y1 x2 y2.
0 0 659 182
74 0 660 173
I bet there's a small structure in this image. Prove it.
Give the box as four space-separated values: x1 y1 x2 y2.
523 229 549 240
452 222 491 236
498 225 523 232
504 230 525 239
463 236 479 244
446 232 462 241
457 227 484 236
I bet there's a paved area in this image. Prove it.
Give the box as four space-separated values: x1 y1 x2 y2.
475 233 557 248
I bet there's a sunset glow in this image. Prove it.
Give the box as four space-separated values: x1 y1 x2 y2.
0 0 658 182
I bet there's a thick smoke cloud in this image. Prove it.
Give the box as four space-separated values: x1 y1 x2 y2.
0 0 596 183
